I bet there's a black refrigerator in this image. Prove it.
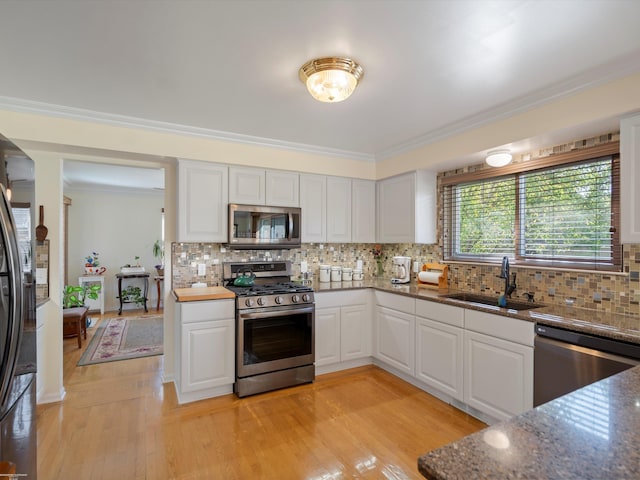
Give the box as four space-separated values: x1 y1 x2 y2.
0 135 37 477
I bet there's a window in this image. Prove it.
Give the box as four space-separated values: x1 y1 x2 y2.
443 146 621 271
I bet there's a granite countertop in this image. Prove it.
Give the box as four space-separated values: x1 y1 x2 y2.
314 277 640 345
418 365 640 479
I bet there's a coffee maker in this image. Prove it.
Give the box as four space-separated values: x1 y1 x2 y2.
391 256 411 284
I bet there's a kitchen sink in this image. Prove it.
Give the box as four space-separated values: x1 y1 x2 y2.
443 292 541 311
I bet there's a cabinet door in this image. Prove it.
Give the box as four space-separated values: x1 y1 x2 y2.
315 306 341 366
375 306 415 375
464 330 533 421
341 303 371 361
377 173 415 243
621 113 640 243
415 316 463 401
300 174 327 243
352 179 376 243
177 160 228 242
181 319 235 393
326 177 352 243
229 166 265 205
266 170 299 207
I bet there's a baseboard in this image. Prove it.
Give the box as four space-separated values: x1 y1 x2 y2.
173 380 233 404
316 357 372 375
37 386 66 405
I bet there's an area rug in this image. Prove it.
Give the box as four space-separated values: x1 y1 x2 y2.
78 314 163 366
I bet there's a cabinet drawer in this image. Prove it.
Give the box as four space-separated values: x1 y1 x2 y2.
180 299 235 323
315 289 370 309
464 309 534 346
415 299 464 328
375 291 415 314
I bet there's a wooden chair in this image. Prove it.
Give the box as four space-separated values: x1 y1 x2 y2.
63 306 88 348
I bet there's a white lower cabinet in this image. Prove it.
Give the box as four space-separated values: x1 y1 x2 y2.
315 306 341 366
376 307 415 375
374 291 416 376
415 300 464 402
463 309 534 421
176 299 235 403
341 304 371 361
315 290 372 370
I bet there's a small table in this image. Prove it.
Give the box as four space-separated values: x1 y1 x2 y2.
116 272 150 315
155 276 164 311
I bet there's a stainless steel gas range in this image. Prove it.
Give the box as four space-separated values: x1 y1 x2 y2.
223 261 315 397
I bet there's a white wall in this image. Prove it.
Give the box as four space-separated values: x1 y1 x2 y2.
65 187 164 313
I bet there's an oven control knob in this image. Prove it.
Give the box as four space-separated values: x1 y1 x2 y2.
302 294 311 303
257 297 266 306
292 294 300 303
245 298 254 308
275 296 284 304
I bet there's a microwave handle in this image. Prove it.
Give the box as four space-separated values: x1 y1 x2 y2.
287 213 293 241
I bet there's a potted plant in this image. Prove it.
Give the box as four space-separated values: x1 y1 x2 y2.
121 256 145 274
63 284 102 309
153 240 165 276
120 285 145 307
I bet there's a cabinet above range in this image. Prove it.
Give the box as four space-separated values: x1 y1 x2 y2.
229 166 299 207
177 158 431 245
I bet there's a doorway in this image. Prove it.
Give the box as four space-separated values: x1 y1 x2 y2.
62 159 166 366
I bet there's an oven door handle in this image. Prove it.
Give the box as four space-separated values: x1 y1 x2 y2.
239 306 314 320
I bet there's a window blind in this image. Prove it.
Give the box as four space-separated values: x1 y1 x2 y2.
444 154 621 271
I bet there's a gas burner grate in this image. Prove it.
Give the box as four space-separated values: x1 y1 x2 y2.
228 282 313 297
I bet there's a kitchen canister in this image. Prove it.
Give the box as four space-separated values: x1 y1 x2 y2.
352 268 363 281
319 265 330 283
342 267 353 281
331 266 342 282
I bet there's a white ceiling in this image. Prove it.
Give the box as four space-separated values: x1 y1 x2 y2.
1 0 640 181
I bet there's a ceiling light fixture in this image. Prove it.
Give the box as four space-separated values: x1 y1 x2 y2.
485 149 513 167
299 57 364 103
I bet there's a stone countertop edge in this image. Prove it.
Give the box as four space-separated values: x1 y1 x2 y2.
417 365 640 480
318 277 640 346
173 277 640 345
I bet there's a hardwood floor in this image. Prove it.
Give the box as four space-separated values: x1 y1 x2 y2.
38 309 486 479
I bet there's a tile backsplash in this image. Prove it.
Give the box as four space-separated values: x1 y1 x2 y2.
171 242 420 288
171 242 640 317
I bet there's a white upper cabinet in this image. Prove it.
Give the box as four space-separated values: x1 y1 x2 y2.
326 176 352 243
621 112 640 243
229 166 265 205
177 159 228 243
265 170 300 207
377 170 436 244
300 174 327 243
229 167 299 206
351 179 376 243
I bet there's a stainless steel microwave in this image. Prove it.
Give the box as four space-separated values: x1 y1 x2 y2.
228 204 301 249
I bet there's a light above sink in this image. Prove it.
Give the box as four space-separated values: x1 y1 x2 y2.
443 292 541 311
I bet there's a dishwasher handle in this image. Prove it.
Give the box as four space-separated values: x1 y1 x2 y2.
535 334 640 368
535 324 640 360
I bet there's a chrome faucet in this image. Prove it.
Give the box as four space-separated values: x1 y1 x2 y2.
498 256 517 298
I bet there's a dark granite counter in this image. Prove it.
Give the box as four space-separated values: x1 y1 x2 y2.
418 365 640 479
314 277 640 345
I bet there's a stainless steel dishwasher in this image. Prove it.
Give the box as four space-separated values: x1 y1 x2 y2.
534 324 640 407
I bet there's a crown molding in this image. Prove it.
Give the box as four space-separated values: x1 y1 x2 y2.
376 54 640 161
0 96 375 163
